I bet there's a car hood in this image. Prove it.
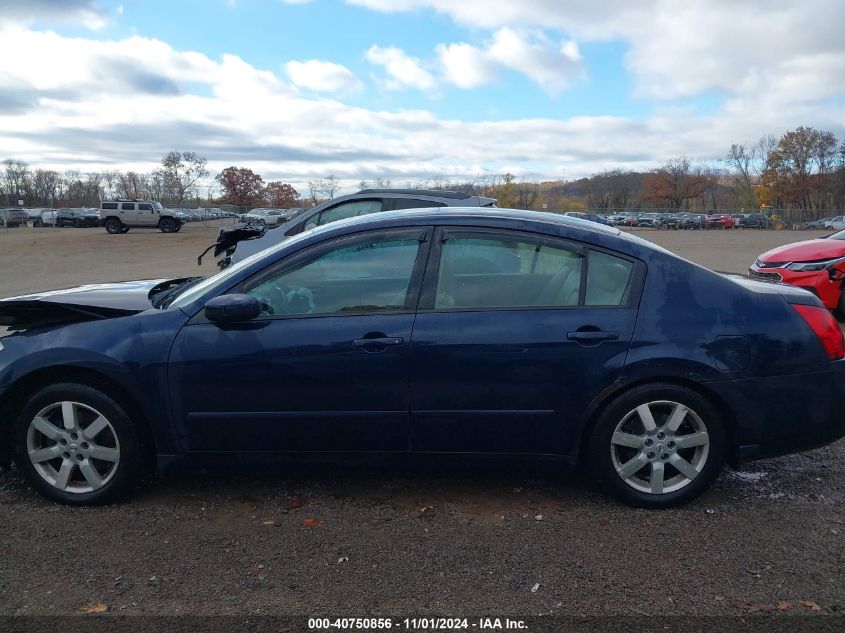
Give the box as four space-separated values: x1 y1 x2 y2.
757 238 845 264
0 279 166 330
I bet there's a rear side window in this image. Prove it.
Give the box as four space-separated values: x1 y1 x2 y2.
435 236 583 309
434 232 636 311
138 203 153 211
101 202 117 210
121 203 135 211
392 198 445 210
585 251 634 306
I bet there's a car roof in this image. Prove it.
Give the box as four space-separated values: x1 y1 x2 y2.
310 207 622 239
358 188 477 199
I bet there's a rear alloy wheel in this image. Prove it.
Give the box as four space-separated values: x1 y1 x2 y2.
590 385 726 507
104 217 123 234
159 218 177 233
15 384 143 505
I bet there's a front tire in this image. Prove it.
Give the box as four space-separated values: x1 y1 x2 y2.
104 217 123 234
159 218 177 233
589 384 726 508
14 384 144 505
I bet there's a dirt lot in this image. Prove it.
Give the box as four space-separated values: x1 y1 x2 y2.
0 224 842 620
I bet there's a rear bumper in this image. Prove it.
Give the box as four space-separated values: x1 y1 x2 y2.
709 360 845 463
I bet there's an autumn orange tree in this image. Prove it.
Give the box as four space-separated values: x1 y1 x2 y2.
215 166 265 206
264 181 300 207
641 157 713 209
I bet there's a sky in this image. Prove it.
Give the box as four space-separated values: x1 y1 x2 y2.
0 0 843 194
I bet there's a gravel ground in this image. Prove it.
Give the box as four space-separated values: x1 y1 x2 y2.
0 224 842 618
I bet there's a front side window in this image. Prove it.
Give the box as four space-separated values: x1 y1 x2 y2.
316 200 383 226
138 203 153 211
435 236 583 309
101 202 117 210
247 233 422 316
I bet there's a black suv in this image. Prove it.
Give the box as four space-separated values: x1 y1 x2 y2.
222 188 496 267
738 213 771 229
56 208 101 227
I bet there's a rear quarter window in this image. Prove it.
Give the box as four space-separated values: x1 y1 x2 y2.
585 250 634 306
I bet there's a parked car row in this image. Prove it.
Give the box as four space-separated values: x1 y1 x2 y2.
800 215 845 230
242 207 303 226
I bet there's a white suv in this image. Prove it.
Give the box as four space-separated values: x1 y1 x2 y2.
100 200 184 234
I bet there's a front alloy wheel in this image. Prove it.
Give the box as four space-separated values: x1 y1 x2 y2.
27 401 120 494
15 383 143 505
159 218 177 233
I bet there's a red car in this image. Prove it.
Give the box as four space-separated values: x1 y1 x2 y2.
750 229 845 314
705 213 736 229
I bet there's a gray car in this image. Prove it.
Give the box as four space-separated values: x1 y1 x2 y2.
223 188 496 266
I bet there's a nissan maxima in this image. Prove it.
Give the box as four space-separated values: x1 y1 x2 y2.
0 209 842 507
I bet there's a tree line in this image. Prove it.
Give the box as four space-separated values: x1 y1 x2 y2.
3 126 843 219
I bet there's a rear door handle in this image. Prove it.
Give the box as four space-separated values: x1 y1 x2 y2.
353 336 404 352
567 330 619 342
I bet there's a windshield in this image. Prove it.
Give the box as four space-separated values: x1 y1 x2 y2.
153 201 163 210
169 243 282 308
827 230 845 240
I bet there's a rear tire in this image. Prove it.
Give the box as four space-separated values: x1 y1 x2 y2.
104 217 123 234
14 383 144 505
589 383 727 508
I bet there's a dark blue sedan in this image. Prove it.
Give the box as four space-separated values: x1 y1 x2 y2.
0 209 843 507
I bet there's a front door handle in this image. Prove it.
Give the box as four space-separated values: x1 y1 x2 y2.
353 336 404 352
567 330 619 343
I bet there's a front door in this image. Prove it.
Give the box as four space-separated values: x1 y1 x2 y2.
410 228 640 456
169 227 431 453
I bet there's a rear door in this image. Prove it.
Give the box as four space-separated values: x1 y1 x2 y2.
120 202 138 224
409 227 642 456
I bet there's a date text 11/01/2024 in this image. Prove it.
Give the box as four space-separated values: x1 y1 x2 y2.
307 618 528 630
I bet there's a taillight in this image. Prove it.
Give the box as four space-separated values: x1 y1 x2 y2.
792 304 845 360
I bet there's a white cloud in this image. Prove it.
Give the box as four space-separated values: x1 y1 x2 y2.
348 0 845 103
286 60 363 93
365 45 437 92
392 29 583 94
0 26 842 193
486 28 581 94
435 42 496 89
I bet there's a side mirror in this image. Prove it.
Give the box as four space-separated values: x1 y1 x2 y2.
204 294 261 323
